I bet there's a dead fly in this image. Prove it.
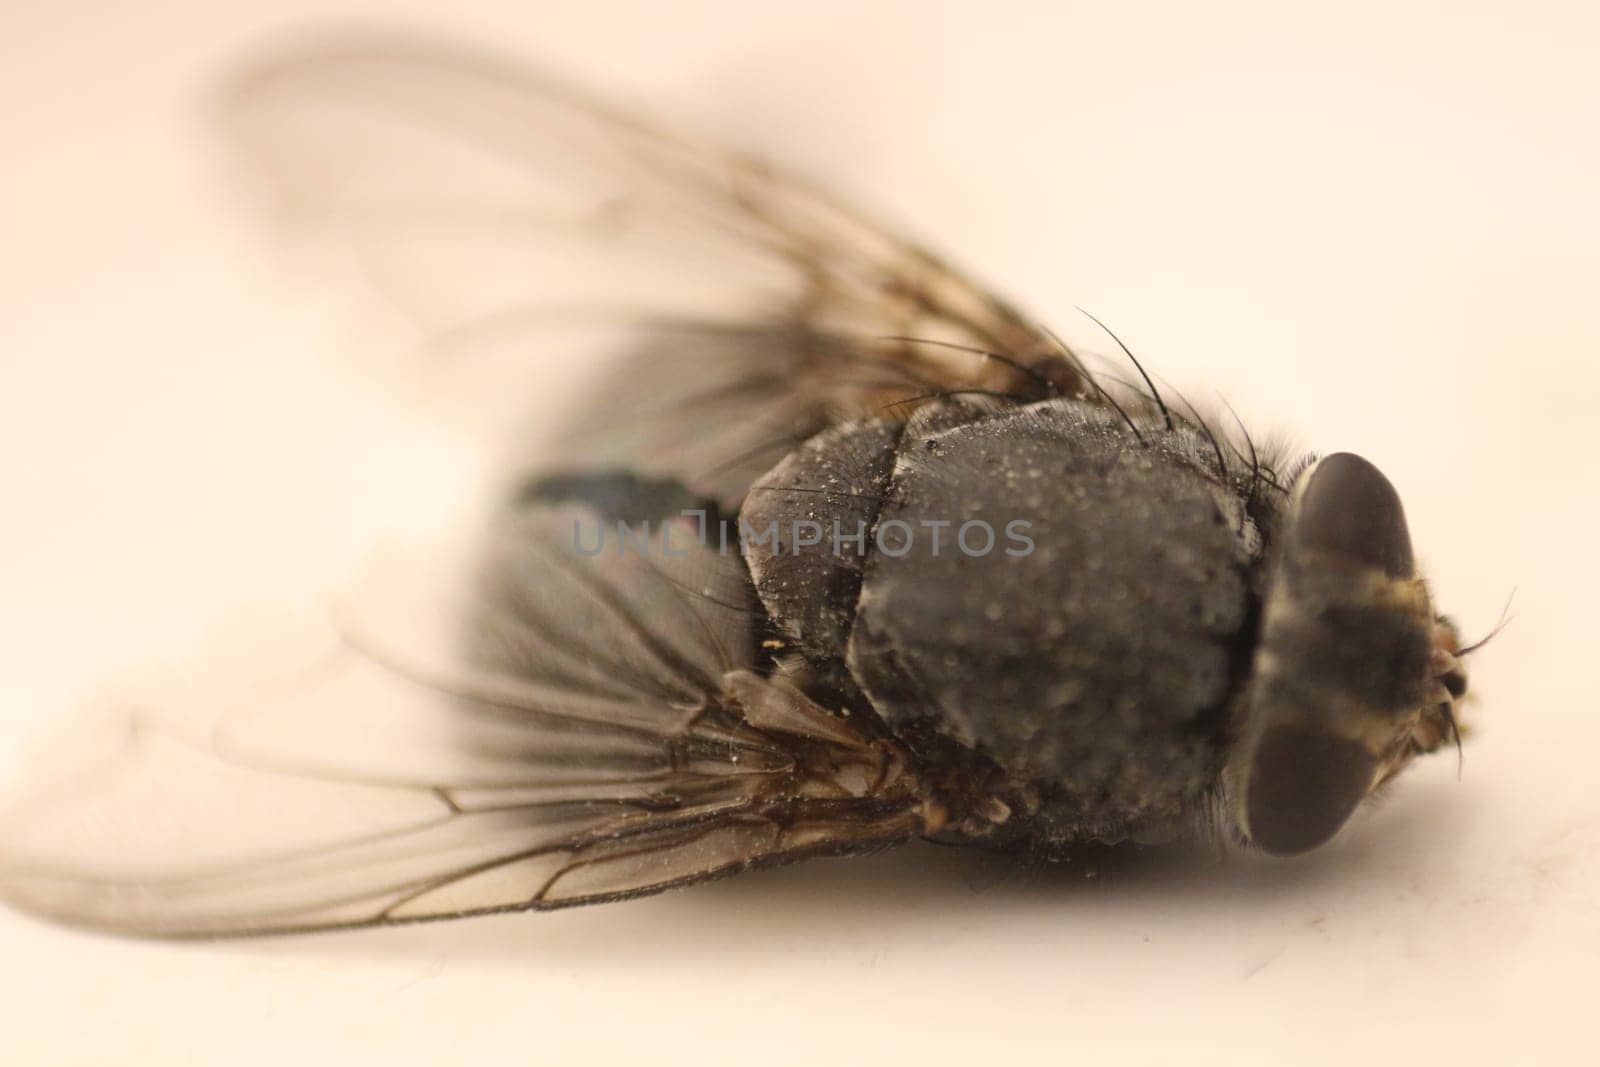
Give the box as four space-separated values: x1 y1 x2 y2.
0 33 1479 937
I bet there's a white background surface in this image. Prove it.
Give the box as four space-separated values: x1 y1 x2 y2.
1 2 1594 1063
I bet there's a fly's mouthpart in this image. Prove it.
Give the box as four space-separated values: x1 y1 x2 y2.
1421 617 1471 749
1377 615 1471 786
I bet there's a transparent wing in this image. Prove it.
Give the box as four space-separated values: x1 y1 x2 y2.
0 501 923 937
2 33 1160 938
219 31 1120 506
223 29 1065 353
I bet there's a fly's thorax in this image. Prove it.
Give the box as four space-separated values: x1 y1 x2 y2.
1224 452 1464 856
833 400 1266 845
741 418 902 666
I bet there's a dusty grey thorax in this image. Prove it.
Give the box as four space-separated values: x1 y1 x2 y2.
743 397 1276 848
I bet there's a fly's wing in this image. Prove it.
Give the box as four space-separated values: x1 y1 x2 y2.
0 501 923 937
219 31 1116 507
2 34 1107 938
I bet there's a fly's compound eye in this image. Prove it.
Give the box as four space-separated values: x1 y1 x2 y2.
1293 452 1414 579
1228 452 1437 855
1244 724 1379 855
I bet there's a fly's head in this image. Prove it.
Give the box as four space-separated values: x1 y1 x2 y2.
1224 452 1470 856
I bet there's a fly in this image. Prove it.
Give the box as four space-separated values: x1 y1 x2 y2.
0 31 1479 937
